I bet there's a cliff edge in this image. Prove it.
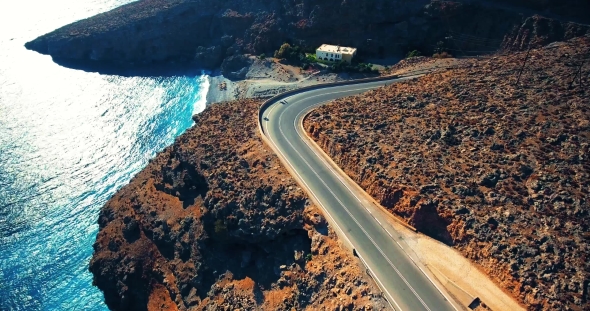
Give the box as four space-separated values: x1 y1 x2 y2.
89 99 388 310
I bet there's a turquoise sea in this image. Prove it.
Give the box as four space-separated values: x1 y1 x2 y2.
0 0 208 309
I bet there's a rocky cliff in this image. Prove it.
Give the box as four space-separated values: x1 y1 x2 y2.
503 15 590 51
25 0 589 73
304 36 590 310
89 99 387 310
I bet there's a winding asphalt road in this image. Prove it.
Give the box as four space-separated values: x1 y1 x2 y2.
260 77 458 311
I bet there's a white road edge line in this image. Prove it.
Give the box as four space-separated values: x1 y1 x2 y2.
418 266 456 309
278 116 433 311
290 88 460 311
264 81 461 311
264 89 405 311
270 84 434 311
277 92 432 311
264 139 406 311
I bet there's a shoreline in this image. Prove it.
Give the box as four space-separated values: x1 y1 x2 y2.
203 56 465 107
204 57 373 105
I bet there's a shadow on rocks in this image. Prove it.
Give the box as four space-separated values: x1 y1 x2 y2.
51 57 208 77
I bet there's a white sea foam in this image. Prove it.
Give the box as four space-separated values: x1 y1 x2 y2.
0 1 206 309
193 71 210 116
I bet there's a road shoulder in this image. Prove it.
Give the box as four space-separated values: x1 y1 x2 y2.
298 106 524 311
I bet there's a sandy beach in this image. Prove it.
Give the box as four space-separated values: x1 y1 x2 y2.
204 56 465 106
205 57 363 105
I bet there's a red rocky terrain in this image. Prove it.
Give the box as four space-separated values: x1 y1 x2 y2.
305 36 590 310
90 99 386 311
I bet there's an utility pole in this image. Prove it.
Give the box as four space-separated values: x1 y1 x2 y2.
515 45 532 86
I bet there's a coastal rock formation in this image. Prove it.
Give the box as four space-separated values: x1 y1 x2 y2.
492 0 590 22
90 99 386 310
220 55 254 80
503 15 590 51
304 36 590 310
25 0 590 73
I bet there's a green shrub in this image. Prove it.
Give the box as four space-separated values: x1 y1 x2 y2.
406 50 421 58
274 43 304 61
305 253 313 261
306 54 317 63
259 53 266 60
330 61 378 74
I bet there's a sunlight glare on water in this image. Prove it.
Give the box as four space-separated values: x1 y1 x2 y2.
0 0 209 310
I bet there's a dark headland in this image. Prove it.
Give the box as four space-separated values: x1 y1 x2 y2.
25 0 590 75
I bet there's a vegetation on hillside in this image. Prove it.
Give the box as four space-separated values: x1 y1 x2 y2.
274 43 378 74
406 50 422 58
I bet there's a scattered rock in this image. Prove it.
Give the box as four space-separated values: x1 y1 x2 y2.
90 100 383 311
304 36 590 310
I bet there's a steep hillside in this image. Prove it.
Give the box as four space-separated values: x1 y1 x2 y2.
304 36 590 310
503 15 590 51
90 99 387 310
25 0 589 73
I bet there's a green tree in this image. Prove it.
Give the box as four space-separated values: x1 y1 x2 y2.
274 43 303 61
274 43 292 59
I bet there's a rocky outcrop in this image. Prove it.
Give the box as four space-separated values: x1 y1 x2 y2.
25 0 220 71
304 36 590 310
90 99 387 310
491 0 590 23
25 0 589 73
502 15 590 51
220 55 254 80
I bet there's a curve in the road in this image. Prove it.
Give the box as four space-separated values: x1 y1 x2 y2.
258 75 459 311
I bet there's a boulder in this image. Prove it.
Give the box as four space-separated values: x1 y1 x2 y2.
220 55 253 80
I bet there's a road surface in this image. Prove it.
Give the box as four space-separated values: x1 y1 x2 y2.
260 77 459 311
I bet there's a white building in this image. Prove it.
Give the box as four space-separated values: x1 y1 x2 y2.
316 44 357 63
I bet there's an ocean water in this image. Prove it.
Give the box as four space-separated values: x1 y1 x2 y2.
0 1 209 310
